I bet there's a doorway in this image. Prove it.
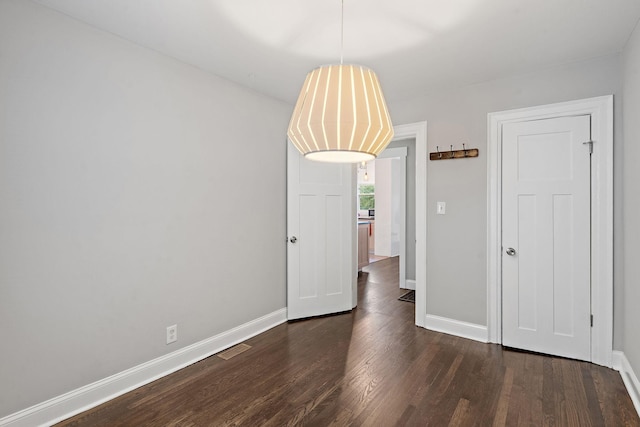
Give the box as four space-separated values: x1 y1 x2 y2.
358 147 410 284
356 159 389 265
487 96 614 367
286 121 428 328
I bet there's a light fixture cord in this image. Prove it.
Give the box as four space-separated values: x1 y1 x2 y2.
340 0 344 64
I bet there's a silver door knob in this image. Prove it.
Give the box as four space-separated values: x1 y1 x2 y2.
506 248 516 256
290 236 297 243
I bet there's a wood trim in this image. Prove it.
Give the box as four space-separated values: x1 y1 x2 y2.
425 314 489 343
429 147 479 160
0 309 287 427
393 121 427 328
613 351 640 417
487 96 614 367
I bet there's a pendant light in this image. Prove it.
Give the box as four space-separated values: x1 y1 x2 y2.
287 1 394 163
361 161 369 181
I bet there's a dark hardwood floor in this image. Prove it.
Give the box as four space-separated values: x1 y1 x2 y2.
58 257 639 426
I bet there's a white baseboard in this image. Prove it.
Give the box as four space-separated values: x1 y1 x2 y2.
613 351 640 417
425 314 488 343
403 279 416 290
0 308 287 427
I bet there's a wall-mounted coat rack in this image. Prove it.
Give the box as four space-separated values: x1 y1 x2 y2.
429 144 479 161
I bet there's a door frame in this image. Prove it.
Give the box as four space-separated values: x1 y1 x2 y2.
487 96 613 367
393 121 428 328
377 146 408 289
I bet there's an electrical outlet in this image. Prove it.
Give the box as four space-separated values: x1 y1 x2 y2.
166 324 177 344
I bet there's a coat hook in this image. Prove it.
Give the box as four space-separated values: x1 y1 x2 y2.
437 146 442 159
450 145 454 158
463 143 468 157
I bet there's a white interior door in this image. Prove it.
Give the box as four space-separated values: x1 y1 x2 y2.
374 158 396 257
502 115 591 361
287 143 355 320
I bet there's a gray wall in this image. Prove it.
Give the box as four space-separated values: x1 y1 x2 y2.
623 21 640 382
387 55 624 332
385 138 416 281
0 0 289 417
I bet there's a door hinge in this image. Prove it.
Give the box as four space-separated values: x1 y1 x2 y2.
583 140 593 154
590 314 594 327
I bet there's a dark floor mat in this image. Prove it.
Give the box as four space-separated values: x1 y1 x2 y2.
398 290 415 303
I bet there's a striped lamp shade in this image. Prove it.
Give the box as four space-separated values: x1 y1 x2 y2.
287 64 394 163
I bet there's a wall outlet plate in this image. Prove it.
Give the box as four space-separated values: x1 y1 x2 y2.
166 324 177 344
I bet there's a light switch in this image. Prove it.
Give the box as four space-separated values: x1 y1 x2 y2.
437 202 446 215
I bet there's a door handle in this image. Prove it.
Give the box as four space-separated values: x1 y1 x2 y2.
290 236 297 244
506 247 516 256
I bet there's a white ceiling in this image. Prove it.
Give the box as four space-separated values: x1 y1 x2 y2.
35 0 640 105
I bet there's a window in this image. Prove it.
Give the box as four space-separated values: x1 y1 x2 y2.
358 184 375 210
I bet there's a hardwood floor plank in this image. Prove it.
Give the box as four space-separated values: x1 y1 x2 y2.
541 357 557 426
552 358 570 426
591 365 639 426
515 353 544 426
57 257 639 426
447 398 470 427
492 367 514 427
561 358 592 426
580 363 606 426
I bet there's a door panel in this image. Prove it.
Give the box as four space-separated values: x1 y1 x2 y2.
502 115 591 361
516 194 537 331
553 194 575 336
287 143 355 320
